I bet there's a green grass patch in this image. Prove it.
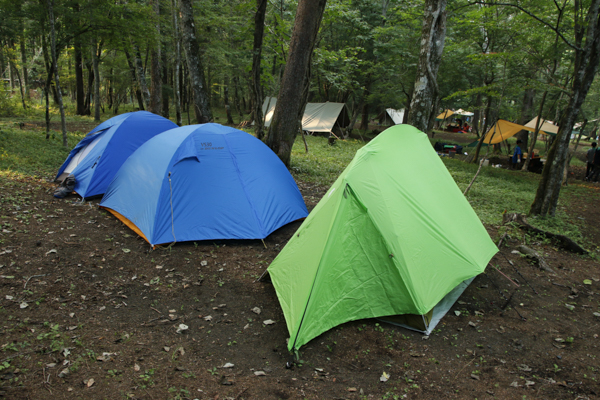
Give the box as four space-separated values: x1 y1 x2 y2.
290 135 365 186
0 123 86 179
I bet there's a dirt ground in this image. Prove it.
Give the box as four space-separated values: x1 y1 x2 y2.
1 133 600 400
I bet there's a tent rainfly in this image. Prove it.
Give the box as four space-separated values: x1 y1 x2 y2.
262 97 350 135
100 123 308 247
267 124 498 352
55 111 178 198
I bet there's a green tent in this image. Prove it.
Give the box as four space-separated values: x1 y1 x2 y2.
267 124 498 352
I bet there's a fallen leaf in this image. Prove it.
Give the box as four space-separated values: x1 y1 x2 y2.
86 378 95 387
134 364 140 372
347 387 357 392
263 319 275 325
380 371 390 382
254 370 266 376
122 248 131 253
204 316 212 321
45 249 57 255
222 363 234 368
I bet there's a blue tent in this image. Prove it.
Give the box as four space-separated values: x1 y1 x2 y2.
56 111 178 198
99 123 308 246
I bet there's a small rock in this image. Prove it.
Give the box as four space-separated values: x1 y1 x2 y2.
347 387 357 392
204 316 212 321
85 378 95 387
254 371 266 376
252 307 261 314
263 319 275 325
222 363 234 368
200 261 208 266
471 374 480 380
20 302 28 309
58 368 69 378
164 346 170 352
176 324 188 334
134 364 140 372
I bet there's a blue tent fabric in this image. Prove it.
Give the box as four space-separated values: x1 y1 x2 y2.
99 123 308 246
55 111 178 198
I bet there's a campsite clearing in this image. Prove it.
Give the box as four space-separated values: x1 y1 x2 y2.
0 127 600 400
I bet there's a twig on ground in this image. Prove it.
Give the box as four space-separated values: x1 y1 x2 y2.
24 274 50 289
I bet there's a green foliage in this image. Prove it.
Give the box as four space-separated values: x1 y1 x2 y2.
0 121 85 178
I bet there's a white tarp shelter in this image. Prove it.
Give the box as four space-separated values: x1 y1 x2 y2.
262 97 350 134
525 117 559 135
379 108 405 125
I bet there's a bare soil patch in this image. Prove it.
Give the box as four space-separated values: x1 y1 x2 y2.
0 168 599 400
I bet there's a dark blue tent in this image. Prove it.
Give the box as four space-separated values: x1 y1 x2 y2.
56 111 177 198
99 123 308 246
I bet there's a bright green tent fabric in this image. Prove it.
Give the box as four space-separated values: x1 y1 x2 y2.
268 124 498 352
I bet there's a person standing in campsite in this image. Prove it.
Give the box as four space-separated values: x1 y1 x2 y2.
586 142 597 180
511 139 523 169
590 146 600 182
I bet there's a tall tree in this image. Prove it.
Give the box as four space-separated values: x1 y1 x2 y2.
251 0 267 139
171 0 182 125
179 0 212 123
264 0 327 166
530 0 600 216
149 0 162 115
47 0 67 147
406 0 447 133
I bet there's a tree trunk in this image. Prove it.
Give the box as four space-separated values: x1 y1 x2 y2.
522 90 547 171
530 0 600 217
516 88 535 150
224 77 233 124
149 0 162 115
132 42 151 109
406 0 447 133
124 50 145 110
19 31 28 98
171 0 182 125
263 0 327 167
47 0 67 147
179 0 212 123
251 0 267 139
92 40 101 122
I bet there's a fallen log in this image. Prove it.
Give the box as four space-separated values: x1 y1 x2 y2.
502 213 588 255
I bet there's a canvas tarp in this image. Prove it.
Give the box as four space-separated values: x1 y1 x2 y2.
267 124 498 352
384 108 405 125
482 119 552 144
525 117 559 135
262 97 350 133
436 109 473 120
